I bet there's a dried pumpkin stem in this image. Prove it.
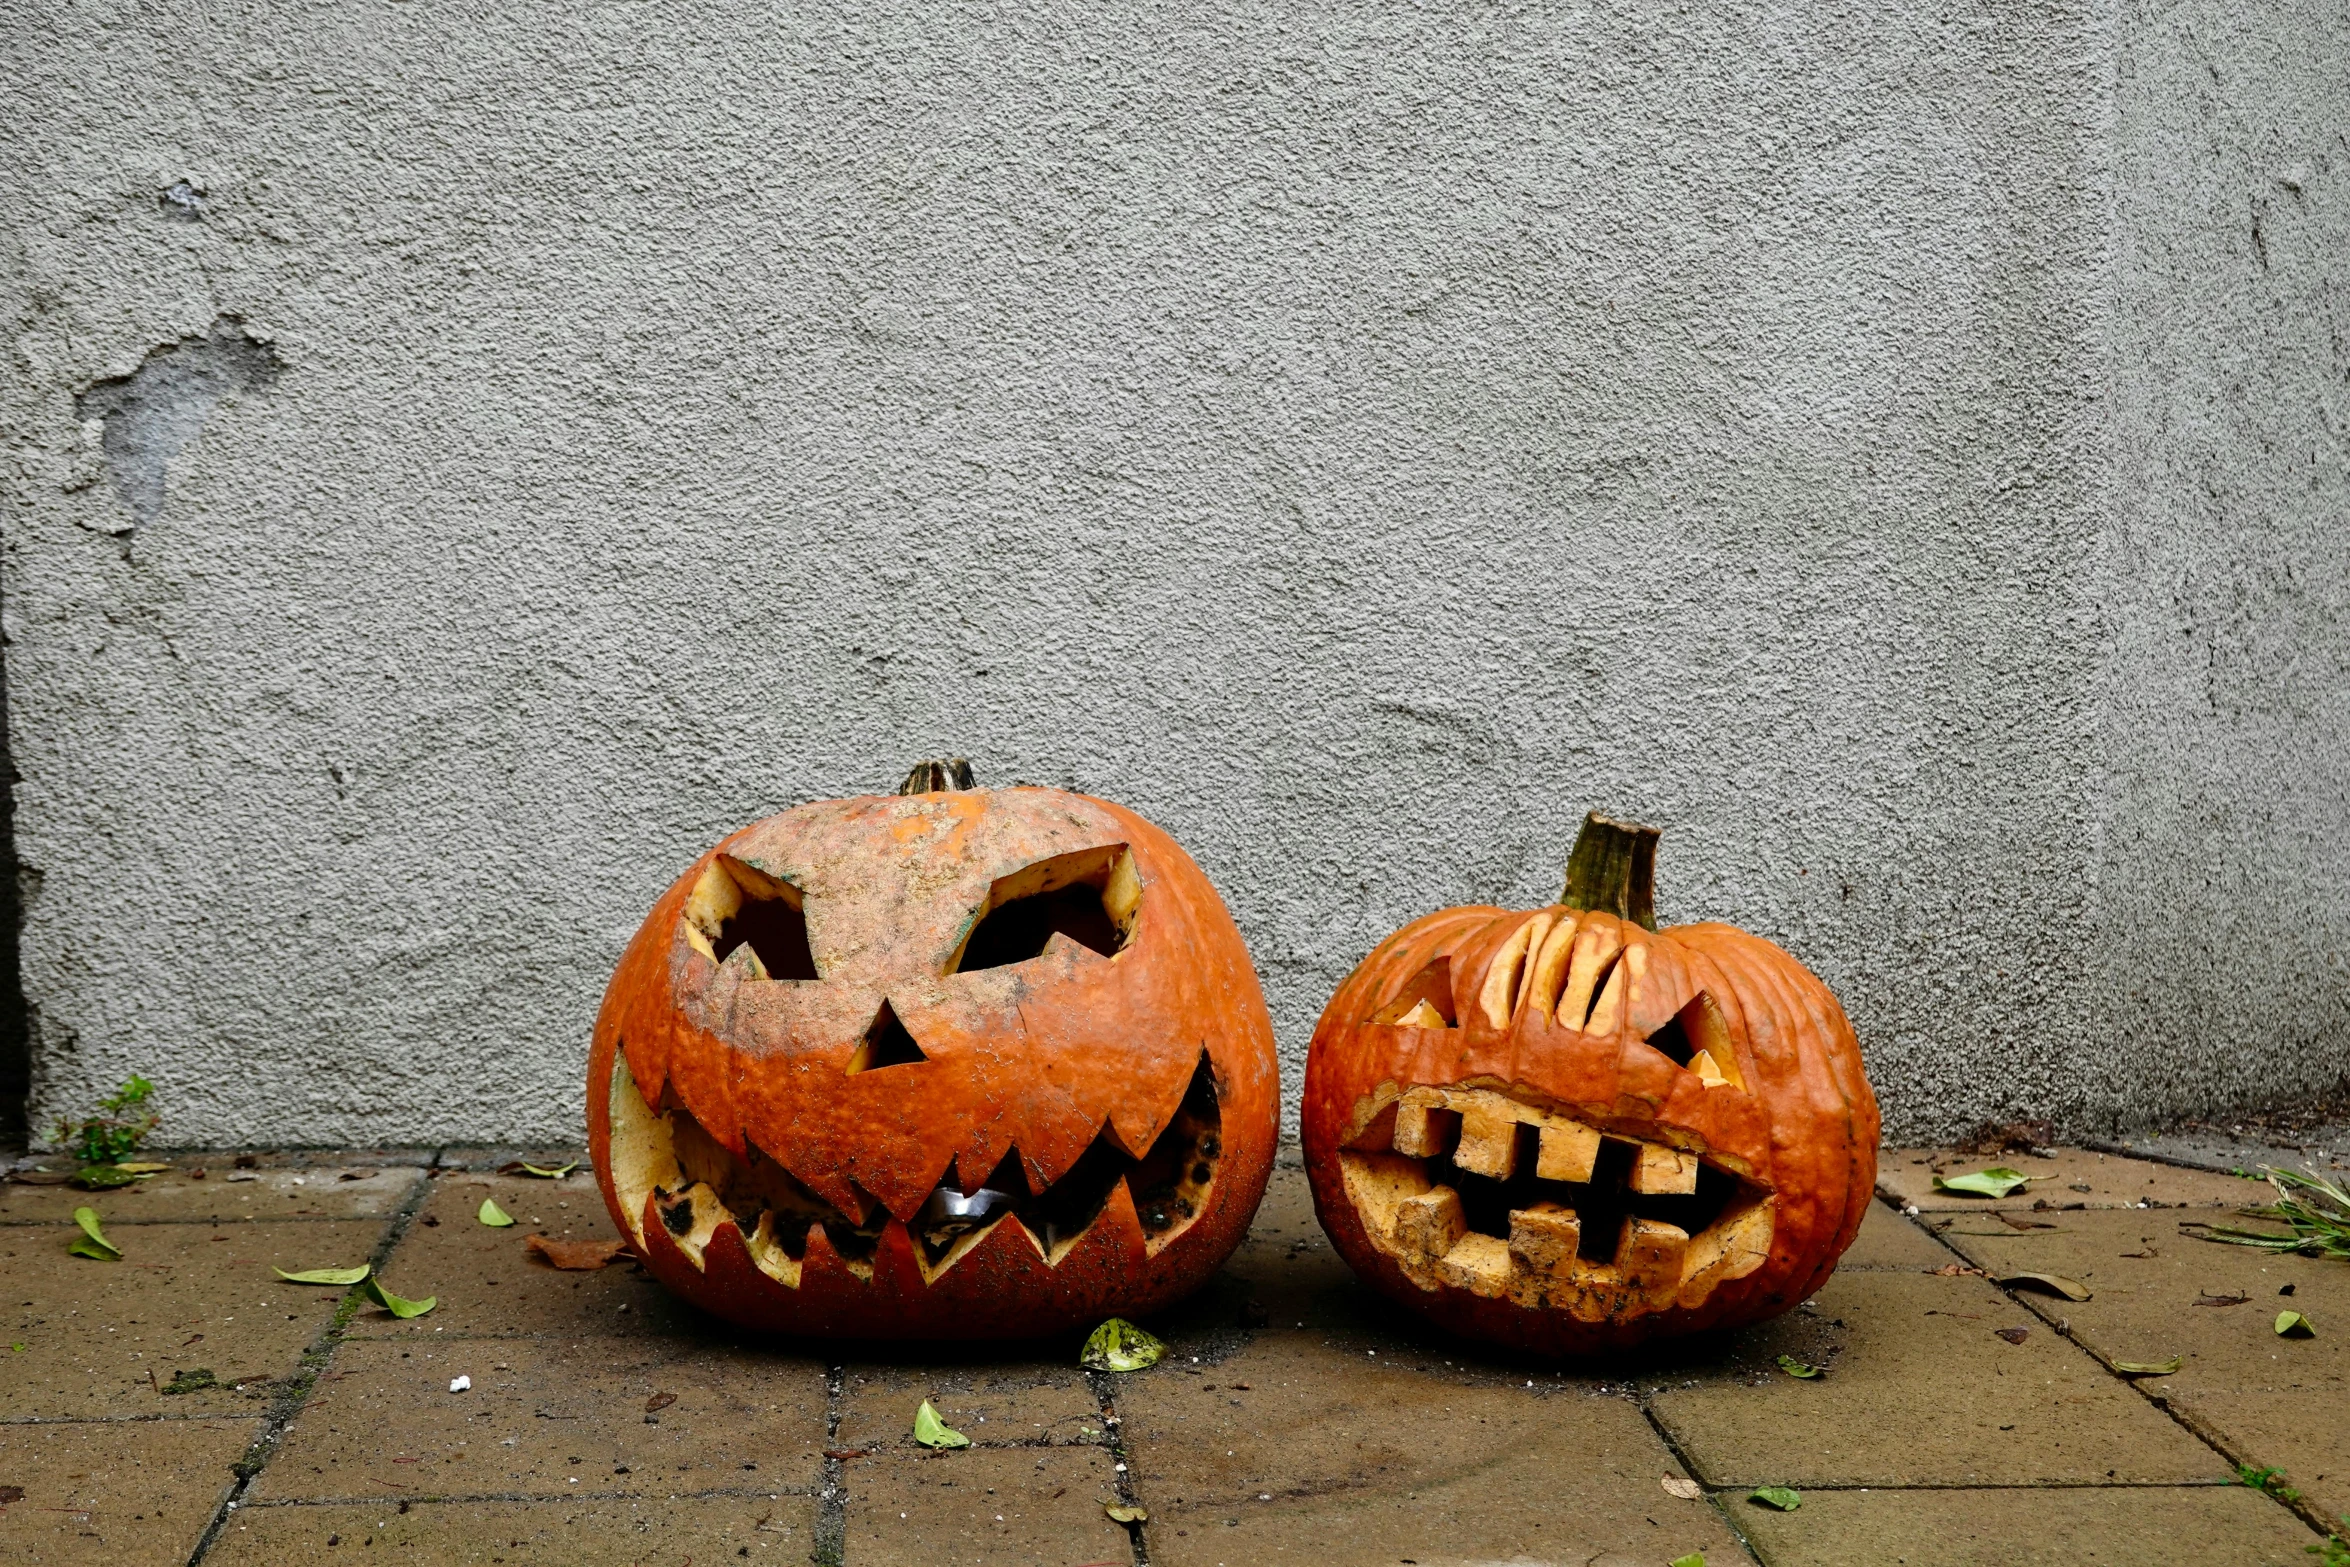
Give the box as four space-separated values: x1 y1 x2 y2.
1561 811 1659 931
897 758 977 795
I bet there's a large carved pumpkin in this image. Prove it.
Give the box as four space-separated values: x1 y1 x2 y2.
588 762 1279 1338
1303 813 1877 1354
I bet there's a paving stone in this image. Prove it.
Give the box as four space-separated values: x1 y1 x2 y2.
1879 1147 2261 1212
1732 1482 2321 1566
836 1358 1107 1451
252 1335 828 1501
1154 1163 1440 1346
209 1493 817 1563
1117 1332 1746 1567
342 1174 699 1341
2 1219 387 1418
1650 1271 2224 1487
0 1164 420 1224
1938 1205 2350 1524
845 1444 1132 1565
0 1414 260 1566
1838 1199 1958 1271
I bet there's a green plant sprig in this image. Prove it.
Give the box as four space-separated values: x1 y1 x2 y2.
52 1075 161 1168
2181 1167 2350 1261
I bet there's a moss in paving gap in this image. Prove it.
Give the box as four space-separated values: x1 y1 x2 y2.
809 1363 847 1567
185 1157 444 1563
1084 1364 1151 1566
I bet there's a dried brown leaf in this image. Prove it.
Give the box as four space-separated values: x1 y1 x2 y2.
525 1234 631 1271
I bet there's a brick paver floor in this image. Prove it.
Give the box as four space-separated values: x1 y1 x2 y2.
2 1142 2339 1565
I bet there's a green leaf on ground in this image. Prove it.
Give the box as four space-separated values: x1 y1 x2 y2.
161 1368 217 1395
1749 1485 1801 1511
1105 1503 1148 1523
1671 1555 1706 1567
2277 1310 2316 1338
67 1207 121 1261
478 1198 515 1227
1995 1271 2093 1301
365 1277 437 1318
74 1164 143 1189
2109 1355 2184 1376
275 1265 371 1285
1079 1317 1167 1372
1932 1167 2037 1198
1774 1355 1822 1379
913 1399 969 1449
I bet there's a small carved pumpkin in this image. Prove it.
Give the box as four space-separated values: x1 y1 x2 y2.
588 762 1279 1338
1302 813 1878 1354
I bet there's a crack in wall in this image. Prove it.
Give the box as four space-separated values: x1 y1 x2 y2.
74 316 282 536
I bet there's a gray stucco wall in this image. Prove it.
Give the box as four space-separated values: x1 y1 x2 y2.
2 1 2340 1148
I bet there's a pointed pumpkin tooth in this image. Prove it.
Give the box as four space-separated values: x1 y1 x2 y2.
1506 1204 1582 1278
1629 1144 1700 1195
1391 998 1449 1029
1535 1118 1601 1183
1392 1186 1467 1263
1435 1233 1514 1298
1450 1108 1521 1180
1689 1048 1730 1087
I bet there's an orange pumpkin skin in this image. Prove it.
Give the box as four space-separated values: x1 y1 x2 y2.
1303 837 1877 1356
587 784 1278 1339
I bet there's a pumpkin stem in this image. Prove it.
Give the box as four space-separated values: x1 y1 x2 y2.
897 758 977 795
1561 811 1660 931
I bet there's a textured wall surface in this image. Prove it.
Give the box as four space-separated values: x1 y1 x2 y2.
1 0 2340 1147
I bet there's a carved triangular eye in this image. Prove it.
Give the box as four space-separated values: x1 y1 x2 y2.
1642 991 1743 1089
1372 958 1457 1027
683 855 817 980
952 845 1140 973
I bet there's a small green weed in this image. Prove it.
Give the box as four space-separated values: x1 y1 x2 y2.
2307 1518 2350 1566
2237 1462 2303 1503
52 1075 160 1168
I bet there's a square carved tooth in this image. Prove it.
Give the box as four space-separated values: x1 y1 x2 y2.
1434 1232 1514 1299
1392 1096 1460 1159
1507 1203 1582 1278
1616 1216 1691 1299
1630 1143 1701 1195
1451 1109 1520 1179
1535 1118 1602 1183
1392 1187 1468 1262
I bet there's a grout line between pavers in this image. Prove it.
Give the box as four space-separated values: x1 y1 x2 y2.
183 1150 447 1566
1084 1366 1150 1567
1634 1394 1765 1566
811 1363 846 1566
1885 1190 2341 1543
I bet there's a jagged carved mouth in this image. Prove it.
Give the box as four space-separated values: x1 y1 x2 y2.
1337 1083 1772 1321
607 1049 1223 1289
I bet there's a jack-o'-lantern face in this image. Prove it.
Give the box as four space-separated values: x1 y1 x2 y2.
588 768 1279 1339
1303 814 1877 1354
